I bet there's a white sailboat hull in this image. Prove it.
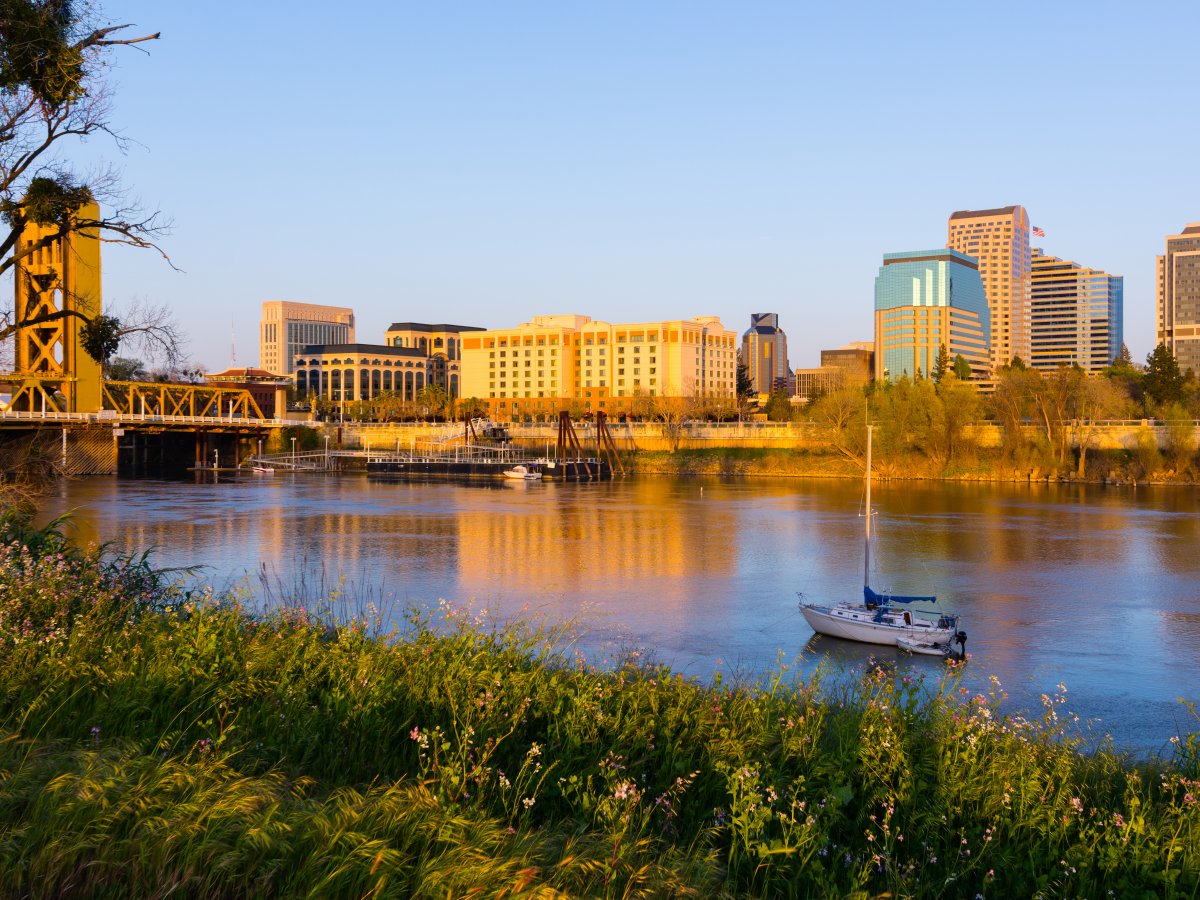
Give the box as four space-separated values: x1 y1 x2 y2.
801 603 957 647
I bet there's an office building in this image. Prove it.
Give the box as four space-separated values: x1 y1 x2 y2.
1030 249 1123 372
947 206 1031 371
260 301 355 375
820 343 875 382
1156 223 1200 374
873 249 990 382
459 314 737 419
294 323 482 402
740 313 791 397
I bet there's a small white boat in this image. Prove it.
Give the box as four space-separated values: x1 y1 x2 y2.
251 466 274 475
502 465 541 481
799 425 966 658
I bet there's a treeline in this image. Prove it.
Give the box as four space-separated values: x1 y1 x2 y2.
797 344 1200 480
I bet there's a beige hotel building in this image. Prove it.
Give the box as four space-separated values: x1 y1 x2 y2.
460 315 737 419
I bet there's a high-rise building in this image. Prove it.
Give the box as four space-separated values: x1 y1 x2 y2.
459 314 737 419
947 205 1031 371
260 301 355 375
1030 249 1123 372
740 313 791 397
873 250 990 382
1156 223 1200 374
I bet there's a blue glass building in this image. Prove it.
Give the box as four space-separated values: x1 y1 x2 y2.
873 250 990 381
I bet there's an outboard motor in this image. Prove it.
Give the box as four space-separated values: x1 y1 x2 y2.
952 630 968 661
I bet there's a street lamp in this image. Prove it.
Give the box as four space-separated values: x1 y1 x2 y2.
324 434 330 469
291 436 297 469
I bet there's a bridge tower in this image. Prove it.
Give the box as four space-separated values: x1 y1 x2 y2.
10 202 103 412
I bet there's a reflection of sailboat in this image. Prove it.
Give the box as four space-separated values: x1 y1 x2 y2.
799 426 966 658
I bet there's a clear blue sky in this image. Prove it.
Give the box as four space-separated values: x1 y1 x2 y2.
92 1 1198 371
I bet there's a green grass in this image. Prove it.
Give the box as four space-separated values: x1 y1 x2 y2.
1 513 1199 897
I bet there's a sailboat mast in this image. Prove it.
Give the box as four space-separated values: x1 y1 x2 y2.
864 424 872 590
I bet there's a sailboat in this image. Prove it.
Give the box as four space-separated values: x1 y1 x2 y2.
799 425 967 658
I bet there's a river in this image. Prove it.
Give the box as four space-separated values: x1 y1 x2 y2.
35 473 1200 756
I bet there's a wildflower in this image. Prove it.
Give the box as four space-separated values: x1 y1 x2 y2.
522 797 535 809
410 727 420 741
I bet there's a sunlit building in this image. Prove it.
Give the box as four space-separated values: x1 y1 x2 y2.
260 301 355 375
294 323 483 403
947 205 1031 371
1156 223 1200 374
1030 249 1123 372
459 314 738 419
741 313 791 397
873 250 990 382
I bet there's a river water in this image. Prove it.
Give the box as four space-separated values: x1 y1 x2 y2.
35 473 1200 756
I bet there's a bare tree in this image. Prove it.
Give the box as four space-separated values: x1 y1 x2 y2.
0 3 164 347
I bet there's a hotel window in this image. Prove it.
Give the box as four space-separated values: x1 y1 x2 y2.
618 368 624 375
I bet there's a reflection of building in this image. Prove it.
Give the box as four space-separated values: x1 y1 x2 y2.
459 315 737 419
1157 223 1200 374
874 250 990 382
204 367 291 418
741 313 791 397
1030 249 1123 372
260 301 355 375
947 206 1031 371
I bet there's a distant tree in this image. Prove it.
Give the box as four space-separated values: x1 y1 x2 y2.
459 397 488 420
1163 401 1197 473
735 361 754 399
1004 355 1027 372
762 389 793 422
1113 342 1135 369
932 344 951 383
931 375 979 464
953 354 972 381
1143 344 1185 412
104 356 147 381
416 384 450 419
0 3 165 348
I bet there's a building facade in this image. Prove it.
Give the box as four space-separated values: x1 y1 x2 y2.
260 301 355 375
1030 249 1123 372
947 205 1031 372
873 250 990 382
1156 223 1200 374
740 313 791 397
293 344 434 403
204 367 291 419
459 314 737 419
820 343 875 382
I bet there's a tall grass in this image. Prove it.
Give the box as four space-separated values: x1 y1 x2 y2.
1 516 1198 897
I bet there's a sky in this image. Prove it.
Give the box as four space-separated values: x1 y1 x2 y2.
80 1 1200 372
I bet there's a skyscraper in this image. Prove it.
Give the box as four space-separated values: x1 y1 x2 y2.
740 313 791 396
1030 249 1123 372
947 205 1031 372
1156 223 1200 374
873 250 990 382
260 301 355 375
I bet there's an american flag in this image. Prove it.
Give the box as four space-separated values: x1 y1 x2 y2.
1032 225 1045 237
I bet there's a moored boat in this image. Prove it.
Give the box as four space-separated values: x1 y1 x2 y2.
799 425 966 658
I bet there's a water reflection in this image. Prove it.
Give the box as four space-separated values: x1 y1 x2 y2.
36 474 1200 754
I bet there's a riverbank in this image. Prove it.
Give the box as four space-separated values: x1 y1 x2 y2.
2 515 1198 897
627 446 1197 485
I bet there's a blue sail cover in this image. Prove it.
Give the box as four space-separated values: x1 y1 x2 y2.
864 586 937 606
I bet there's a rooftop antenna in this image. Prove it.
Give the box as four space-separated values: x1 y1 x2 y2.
230 321 237 367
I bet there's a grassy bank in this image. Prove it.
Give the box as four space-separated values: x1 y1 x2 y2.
2 520 1199 897
627 446 1179 484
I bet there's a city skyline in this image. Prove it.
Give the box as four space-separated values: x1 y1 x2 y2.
77 3 1199 372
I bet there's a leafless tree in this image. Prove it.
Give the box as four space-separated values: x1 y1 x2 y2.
0 3 164 348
